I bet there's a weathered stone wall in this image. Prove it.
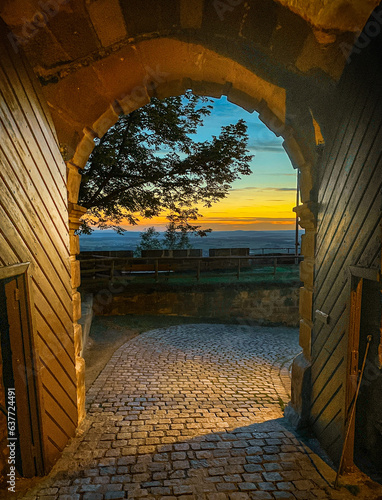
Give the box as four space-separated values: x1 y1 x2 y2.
92 283 300 327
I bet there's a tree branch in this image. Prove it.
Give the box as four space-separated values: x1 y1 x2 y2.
85 112 136 207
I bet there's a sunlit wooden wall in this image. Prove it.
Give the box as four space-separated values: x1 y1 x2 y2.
0 31 77 471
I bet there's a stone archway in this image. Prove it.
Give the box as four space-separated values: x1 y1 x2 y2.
57 38 318 428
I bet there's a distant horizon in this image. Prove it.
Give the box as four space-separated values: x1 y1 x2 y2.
80 229 303 254
84 228 301 233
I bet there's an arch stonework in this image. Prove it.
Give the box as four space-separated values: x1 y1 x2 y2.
63 38 318 427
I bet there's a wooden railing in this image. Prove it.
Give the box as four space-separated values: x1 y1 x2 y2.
251 247 297 255
79 254 302 284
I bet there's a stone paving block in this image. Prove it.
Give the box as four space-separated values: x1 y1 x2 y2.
104 492 126 499
238 482 257 491
258 482 277 491
293 479 315 490
262 471 283 481
263 463 282 471
273 492 297 499
246 492 273 499
83 493 103 500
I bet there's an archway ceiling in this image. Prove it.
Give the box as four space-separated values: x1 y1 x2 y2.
0 0 377 156
1 0 371 81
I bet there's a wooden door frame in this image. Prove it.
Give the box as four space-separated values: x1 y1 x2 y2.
0 262 45 476
343 266 381 472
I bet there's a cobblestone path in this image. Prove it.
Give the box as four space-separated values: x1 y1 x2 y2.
25 324 334 500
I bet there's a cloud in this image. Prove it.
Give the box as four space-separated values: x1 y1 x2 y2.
201 216 296 222
260 173 296 177
230 186 296 193
247 134 285 154
248 144 285 153
230 186 259 192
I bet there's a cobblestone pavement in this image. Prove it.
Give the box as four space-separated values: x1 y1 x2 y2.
24 324 337 500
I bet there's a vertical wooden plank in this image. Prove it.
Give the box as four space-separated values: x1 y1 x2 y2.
342 278 363 470
16 275 45 475
5 279 36 477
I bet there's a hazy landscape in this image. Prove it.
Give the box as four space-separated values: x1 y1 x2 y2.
80 229 303 255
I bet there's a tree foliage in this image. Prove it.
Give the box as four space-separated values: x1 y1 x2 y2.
79 91 253 234
134 224 193 256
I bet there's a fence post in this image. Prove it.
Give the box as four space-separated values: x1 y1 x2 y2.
237 258 241 280
197 260 200 281
155 259 159 282
273 258 277 276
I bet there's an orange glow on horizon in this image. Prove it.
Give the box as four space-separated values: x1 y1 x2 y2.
83 186 298 231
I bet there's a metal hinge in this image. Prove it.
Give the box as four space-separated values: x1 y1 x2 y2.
14 288 20 301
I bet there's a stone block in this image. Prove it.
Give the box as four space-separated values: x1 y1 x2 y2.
189 80 225 99
299 168 314 203
87 0 127 47
284 352 311 429
92 106 120 139
299 287 313 322
299 319 312 358
67 162 82 204
283 137 306 169
301 231 315 259
119 87 150 115
155 79 189 100
258 101 287 137
72 135 95 170
227 87 259 112
73 322 83 358
76 355 86 424
70 231 80 256
299 259 314 288
71 257 81 289
73 291 82 323
294 203 317 231
69 204 87 231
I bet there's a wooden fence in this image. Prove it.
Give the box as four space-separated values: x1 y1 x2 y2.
79 254 303 284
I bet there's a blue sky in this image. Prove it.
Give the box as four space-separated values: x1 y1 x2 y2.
123 95 298 231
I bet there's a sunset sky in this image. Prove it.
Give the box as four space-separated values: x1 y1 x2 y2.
125 96 298 231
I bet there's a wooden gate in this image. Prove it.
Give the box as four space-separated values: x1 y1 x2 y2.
0 265 44 477
343 267 382 471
